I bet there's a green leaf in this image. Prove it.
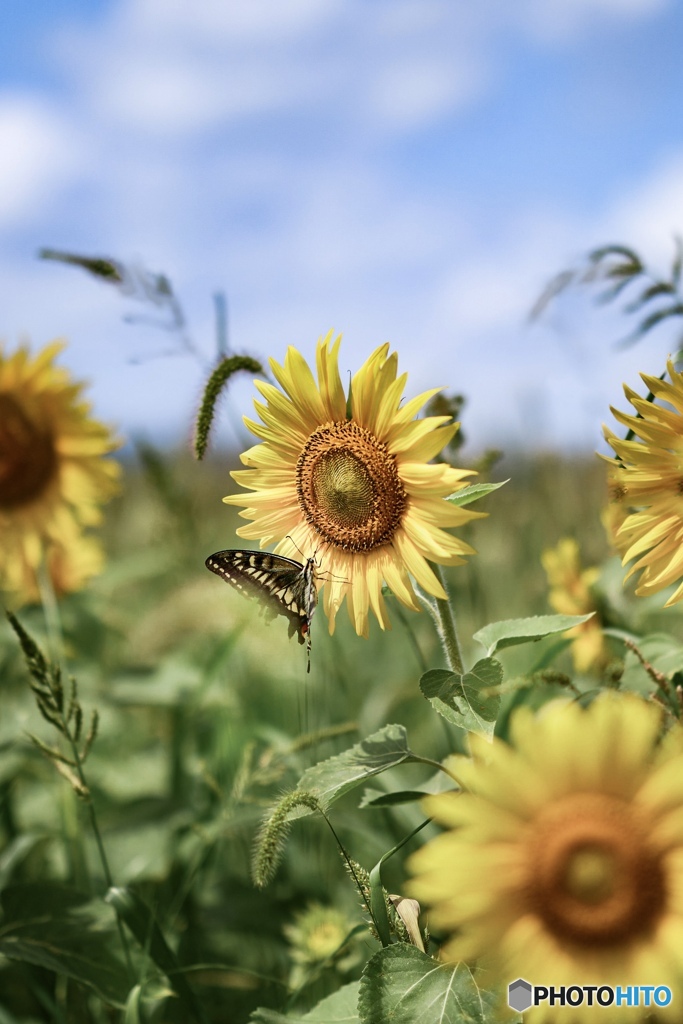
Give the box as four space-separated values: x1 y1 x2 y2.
369 820 432 949
588 243 642 266
624 280 676 314
632 304 683 341
0 834 45 891
286 724 415 820
358 945 500 1024
610 632 683 698
446 480 507 507
38 248 124 282
611 632 683 678
359 789 434 808
123 985 144 1024
473 614 594 657
0 883 132 1007
420 658 502 734
360 769 457 808
250 980 361 1022
105 886 207 1024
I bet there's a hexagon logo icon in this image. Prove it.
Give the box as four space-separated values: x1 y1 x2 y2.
508 978 533 1012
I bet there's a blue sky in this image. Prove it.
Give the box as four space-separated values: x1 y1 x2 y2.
2 0 683 453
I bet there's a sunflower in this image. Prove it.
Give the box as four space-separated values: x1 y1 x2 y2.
224 332 480 636
603 359 683 606
541 538 608 673
409 694 683 1022
284 902 361 988
0 339 120 605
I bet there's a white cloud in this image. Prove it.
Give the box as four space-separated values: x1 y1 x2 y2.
369 56 487 130
93 52 305 135
0 97 82 227
54 1 492 140
50 0 671 144
129 0 340 44
604 154 683 264
519 0 669 42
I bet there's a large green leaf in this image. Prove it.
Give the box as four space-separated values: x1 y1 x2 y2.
0 883 132 1007
473 614 594 657
250 980 361 1022
420 658 502 734
358 945 501 1024
286 725 416 820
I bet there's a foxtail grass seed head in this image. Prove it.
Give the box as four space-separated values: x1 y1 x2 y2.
194 355 263 460
252 790 322 889
225 332 483 636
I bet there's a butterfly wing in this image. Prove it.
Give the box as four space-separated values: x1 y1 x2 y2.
205 550 317 649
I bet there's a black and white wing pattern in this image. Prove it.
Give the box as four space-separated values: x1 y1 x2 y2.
205 549 318 671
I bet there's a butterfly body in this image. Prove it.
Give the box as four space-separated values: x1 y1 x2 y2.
205 549 318 671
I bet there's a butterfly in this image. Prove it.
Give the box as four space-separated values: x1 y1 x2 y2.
205 549 318 672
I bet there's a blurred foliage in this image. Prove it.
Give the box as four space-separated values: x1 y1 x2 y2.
532 239 683 350
1 446 679 1022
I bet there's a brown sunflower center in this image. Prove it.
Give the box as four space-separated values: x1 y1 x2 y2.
296 421 407 551
0 394 57 509
525 793 666 947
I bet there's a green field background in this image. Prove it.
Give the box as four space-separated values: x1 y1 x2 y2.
0 448 674 1022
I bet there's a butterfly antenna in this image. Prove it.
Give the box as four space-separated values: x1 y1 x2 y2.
285 534 307 560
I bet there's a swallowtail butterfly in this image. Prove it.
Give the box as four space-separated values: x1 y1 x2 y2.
205 549 318 672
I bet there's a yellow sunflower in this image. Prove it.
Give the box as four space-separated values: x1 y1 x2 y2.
224 332 481 636
541 538 608 673
409 694 683 1022
284 902 361 988
0 339 120 605
603 359 683 606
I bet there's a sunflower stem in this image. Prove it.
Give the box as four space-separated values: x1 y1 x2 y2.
418 565 465 675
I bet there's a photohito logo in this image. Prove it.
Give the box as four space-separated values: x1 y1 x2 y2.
507 979 672 1013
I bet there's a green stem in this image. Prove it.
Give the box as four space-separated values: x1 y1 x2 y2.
416 565 464 675
410 755 460 784
37 566 135 982
68 712 135 982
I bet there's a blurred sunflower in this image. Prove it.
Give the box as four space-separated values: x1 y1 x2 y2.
603 359 683 606
409 694 683 1022
284 902 361 988
0 339 120 605
224 332 481 636
541 537 607 673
